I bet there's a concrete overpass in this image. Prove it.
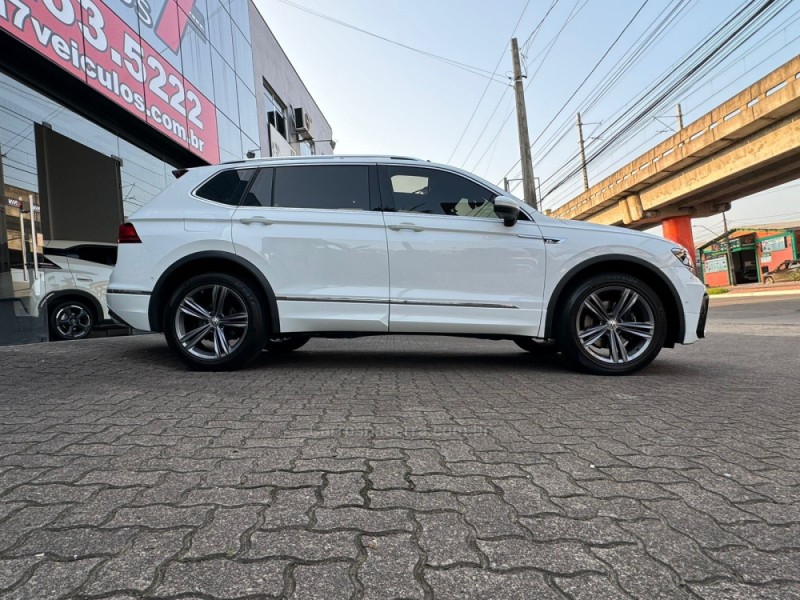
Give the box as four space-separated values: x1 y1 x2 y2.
550 54 800 251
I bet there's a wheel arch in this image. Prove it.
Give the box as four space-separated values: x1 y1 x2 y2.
148 251 280 334
41 290 103 323
544 255 684 348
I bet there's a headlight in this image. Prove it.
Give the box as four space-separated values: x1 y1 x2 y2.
672 247 694 271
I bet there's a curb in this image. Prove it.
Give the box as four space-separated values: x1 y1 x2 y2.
710 289 800 300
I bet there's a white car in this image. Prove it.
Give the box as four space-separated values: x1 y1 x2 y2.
108 156 708 375
10 241 116 340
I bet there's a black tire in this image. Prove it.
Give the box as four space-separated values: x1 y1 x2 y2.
163 273 267 371
514 337 558 355
49 299 95 341
554 272 667 376
265 334 310 353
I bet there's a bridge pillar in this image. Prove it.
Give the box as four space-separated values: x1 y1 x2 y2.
662 215 695 252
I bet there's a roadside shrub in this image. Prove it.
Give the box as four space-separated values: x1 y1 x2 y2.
707 287 729 295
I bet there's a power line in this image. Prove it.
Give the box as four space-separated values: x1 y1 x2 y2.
446 0 534 164
272 0 508 83
540 0 792 205
463 0 588 172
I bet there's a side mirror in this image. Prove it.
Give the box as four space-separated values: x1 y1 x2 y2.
493 195 520 227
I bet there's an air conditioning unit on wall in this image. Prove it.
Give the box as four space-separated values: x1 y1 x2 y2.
294 108 312 139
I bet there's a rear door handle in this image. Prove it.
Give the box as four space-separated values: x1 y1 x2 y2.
239 216 274 225
388 223 424 232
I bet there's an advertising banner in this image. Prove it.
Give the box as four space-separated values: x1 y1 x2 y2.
0 0 220 163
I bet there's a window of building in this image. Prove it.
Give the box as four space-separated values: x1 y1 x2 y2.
385 167 499 218
195 169 254 205
298 140 314 156
273 166 369 211
264 84 287 139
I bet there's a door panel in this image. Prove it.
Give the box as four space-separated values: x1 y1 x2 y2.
384 212 546 335
231 165 390 333
378 164 546 336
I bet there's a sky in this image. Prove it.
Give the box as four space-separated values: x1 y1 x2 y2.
253 0 800 246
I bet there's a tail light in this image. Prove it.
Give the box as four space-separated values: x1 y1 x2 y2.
118 222 141 244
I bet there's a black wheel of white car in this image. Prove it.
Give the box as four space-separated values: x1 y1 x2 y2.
514 337 559 356
556 273 667 375
164 273 267 371
266 335 310 353
49 300 95 341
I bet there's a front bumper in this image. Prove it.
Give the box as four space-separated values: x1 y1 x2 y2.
107 292 151 331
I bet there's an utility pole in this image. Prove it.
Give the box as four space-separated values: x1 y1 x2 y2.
722 210 737 287
576 112 589 192
511 37 537 210
503 177 510 193
676 103 684 130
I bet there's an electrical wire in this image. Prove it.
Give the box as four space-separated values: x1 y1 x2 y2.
272 0 508 83
446 0 534 164
540 0 793 206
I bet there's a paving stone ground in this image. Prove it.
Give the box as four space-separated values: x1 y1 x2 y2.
0 318 798 599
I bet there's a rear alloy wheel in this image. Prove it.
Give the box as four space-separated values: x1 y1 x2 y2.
556 273 667 375
764 276 774 285
50 300 95 341
164 273 267 371
266 335 310 353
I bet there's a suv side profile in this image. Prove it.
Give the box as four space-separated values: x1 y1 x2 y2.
108 156 708 375
11 241 117 340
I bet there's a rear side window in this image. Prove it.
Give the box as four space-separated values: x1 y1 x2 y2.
273 165 369 210
195 169 254 205
241 168 273 207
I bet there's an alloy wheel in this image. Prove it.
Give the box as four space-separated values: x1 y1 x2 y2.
575 285 656 365
174 284 249 360
55 304 92 339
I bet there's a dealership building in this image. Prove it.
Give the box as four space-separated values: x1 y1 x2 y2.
0 0 332 342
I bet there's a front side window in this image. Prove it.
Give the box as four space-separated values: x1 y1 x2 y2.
195 169 254 205
386 167 498 218
273 166 370 211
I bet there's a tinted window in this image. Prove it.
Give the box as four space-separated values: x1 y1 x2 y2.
386 167 498 218
74 246 117 266
241 168 273 207
273 166 370 210
195 169 254 205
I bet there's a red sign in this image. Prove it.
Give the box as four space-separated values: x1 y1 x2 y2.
0 0 220 163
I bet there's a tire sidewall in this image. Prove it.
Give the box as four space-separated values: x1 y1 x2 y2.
556 273 667 375
49 300 94 341
164 273 267 371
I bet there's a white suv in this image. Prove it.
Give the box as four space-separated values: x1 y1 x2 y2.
108 156 708 375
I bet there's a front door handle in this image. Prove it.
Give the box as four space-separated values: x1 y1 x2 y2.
388 223 424 232
76 275 93 282
239 216 274 225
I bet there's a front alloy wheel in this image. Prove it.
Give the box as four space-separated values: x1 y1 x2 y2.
165 273 267 371
557 273 666 375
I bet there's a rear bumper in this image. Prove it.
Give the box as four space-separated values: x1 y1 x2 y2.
107 292 151 331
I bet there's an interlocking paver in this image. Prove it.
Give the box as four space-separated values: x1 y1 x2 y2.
248 529 359 560
3 557 103 600
290 561 354 600
417 512 480 567
478 538 606 574
360 533 424 600
0 330 797 599
186 506 260 558
426 567 564 599
157 558 289 597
